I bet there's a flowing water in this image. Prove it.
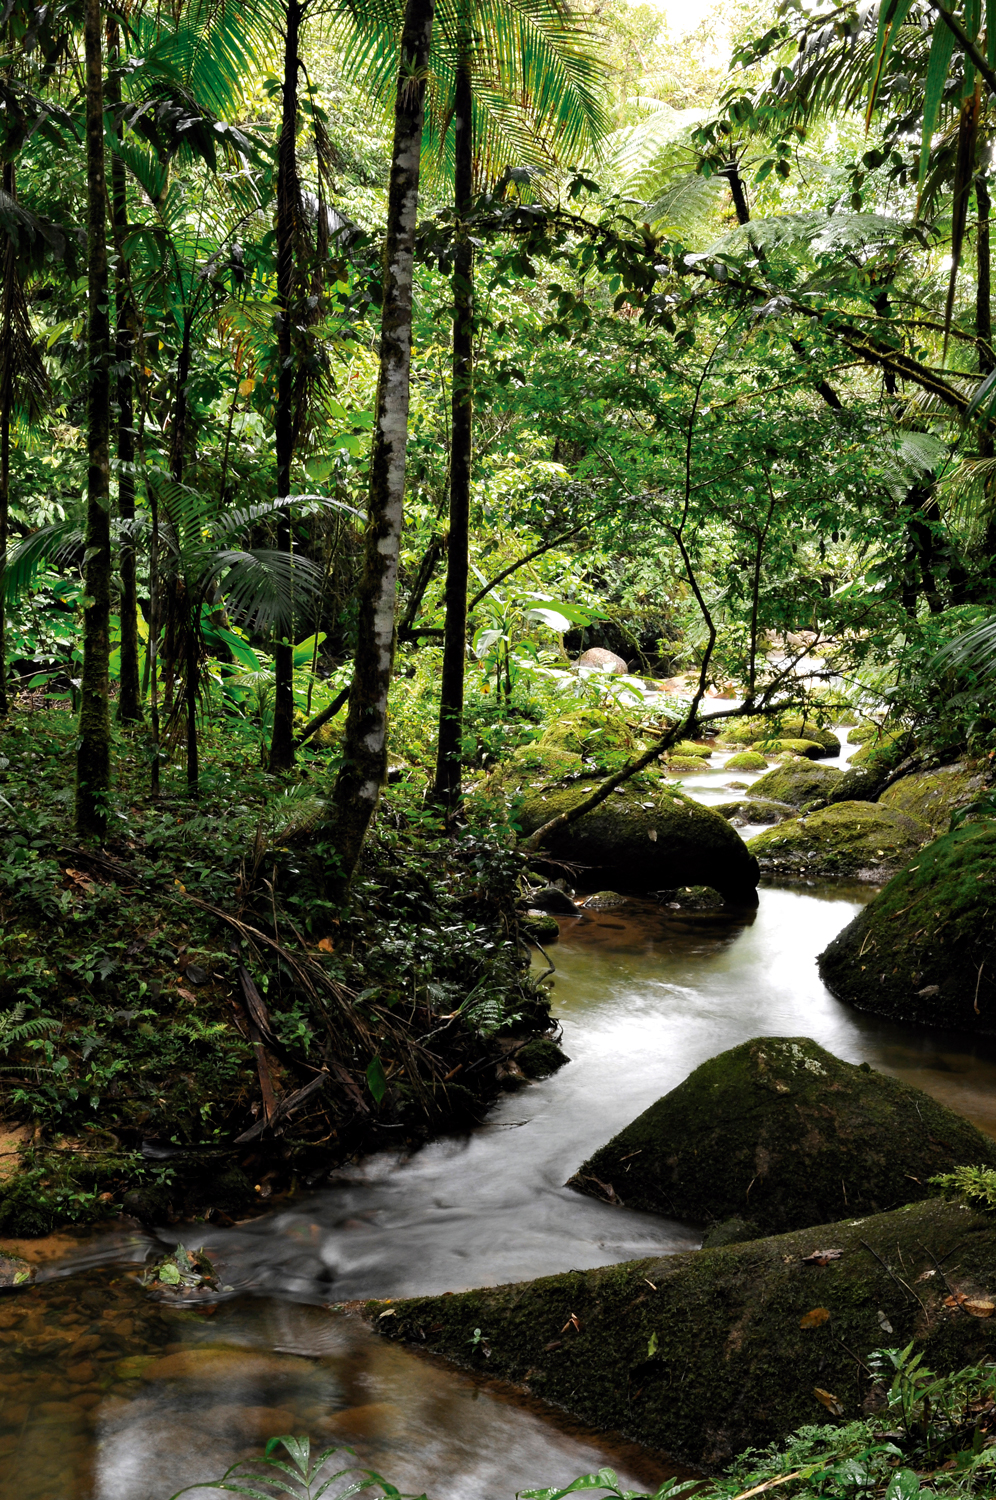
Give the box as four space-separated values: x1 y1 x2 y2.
6 735 996 1500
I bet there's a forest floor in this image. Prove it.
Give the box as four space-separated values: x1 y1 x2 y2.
0 702 556 1236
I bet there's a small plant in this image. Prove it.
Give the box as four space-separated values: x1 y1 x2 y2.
0 1004 58 1072
168 1436 427 1500
931 1165 996 1213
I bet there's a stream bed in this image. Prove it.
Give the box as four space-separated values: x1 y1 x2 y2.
6 743 996 1499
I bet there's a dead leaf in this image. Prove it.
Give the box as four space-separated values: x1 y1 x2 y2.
915 1269 936 1284
801 1249 843 1265
800 1307 831 1328
560 1313 581 1334
814 1387 845 1416
648 829 658 842
176 988 197 1003
965 1300 995 1318
945 1293 968 1309
876 1310 894 1333
318 937 335 953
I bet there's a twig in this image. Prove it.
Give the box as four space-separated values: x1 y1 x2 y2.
859 1239 926 1314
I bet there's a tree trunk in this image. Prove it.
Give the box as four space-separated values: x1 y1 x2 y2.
0 161 13 719
107 23 141 723
723 156 750 226
327 0 436 889
976 173 996 582
75 0 112 839
268 0 304 774
432 58 474 810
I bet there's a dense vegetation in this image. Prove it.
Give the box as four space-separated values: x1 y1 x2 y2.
6 0 996 1489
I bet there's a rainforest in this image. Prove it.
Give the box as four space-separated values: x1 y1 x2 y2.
4 0 996 1495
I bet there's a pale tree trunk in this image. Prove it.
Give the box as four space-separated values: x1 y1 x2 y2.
327 0 435 889
107 22 141 723
432 56 473 811
75 0 112 838
268 0 305 773
0 161 13 719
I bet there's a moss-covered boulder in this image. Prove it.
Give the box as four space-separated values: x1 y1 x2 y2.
372 1197 996 1469
748 801 927 878
581 890 628 910
520 912 560 942
748 760 845 807
665 755 710 773
818 823 996 1035
828 764 881 803
566 1036 996 1234
672 740 712 757
752 738 827 760
515 1037 570 1078
721 717 840 756
515 778 760 903
724 750 770 771
715 798 794 826
849 729 914 770
878 763 984 838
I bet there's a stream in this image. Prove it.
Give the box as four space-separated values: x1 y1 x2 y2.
5 734 996 1500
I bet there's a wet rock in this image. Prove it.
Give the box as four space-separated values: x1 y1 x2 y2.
520 912 560 942
664 756 710 773
818 822 996 1036
748 800 927 878
528 886 581 916
577 648 628 675
655 885 725 910
372 1197 996 1470
566 1035 996 1234
515 1038 570 1078
751 737 826 760
581 891 628 910
516 780 760 904
722 718 840 757
828 764 880 802
0 1252 32 1287
747 760 845 807
714 798 793 827
700 1216 761 1249
849 728 914 769
723 751 769 771
671 741 712 758
878 763 984 838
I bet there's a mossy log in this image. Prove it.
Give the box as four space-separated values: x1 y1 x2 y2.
566 1037 996 1234
370 1198 996 1470
515 778 760 903
748 801 926 879
818 823 996 1035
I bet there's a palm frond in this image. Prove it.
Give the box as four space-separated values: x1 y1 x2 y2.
2 522 85 604
204 548 325 635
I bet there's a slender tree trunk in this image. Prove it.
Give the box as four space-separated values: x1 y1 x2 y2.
976 174 996 584
432 58 474 811
0 161 13 719
723 156 750 226
327 0 436 890
268 0 304 774
75 0 112 838
107 24 141 722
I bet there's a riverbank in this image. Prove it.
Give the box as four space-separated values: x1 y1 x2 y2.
0 709 556 1235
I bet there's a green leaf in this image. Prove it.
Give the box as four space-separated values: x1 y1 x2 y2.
867 0 913 123
366 1055 387 1104
918 21 956 204
158 1262 181 1285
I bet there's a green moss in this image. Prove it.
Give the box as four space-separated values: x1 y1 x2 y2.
372 1197 996 1470
850 730 913 769
567 1035 996 1233
515 1038 569 1078
520 912 560 942
752 738 826 759
515 778 760 903
878 764 982 838
749 760 845 807
722 718 841 756
748 800 927 877
724 751 770 771
818 822 996 1035
715 798 792 825
665 755 710 773
672 740 712 757
538 711 646 763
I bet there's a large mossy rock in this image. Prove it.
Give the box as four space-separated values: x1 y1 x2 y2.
566 1036 996 1235
724 750 769 771
515 778 760 903
818 823 996 1035
721 718 840 756
748 759 845 807
878 763 983 838
748 800 927 878
372 1197 996 1470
